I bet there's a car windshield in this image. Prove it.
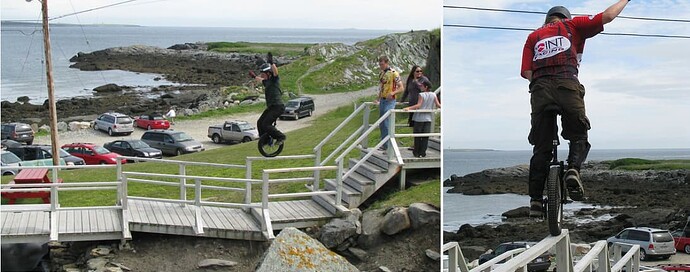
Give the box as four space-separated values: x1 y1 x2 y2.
117 117 133 124
152 116 166 120
238 123 254 131
129 140 150 149
1 152 21 164
172 132 193 142
653 232 674 242
286 101 299 107
93 146 111 154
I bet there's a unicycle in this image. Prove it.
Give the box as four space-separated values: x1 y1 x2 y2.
257 121 284 157
543 105 567 236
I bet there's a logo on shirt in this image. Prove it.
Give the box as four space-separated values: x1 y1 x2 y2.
533 36 571 61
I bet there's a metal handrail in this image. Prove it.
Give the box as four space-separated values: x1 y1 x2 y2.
314 102 368 152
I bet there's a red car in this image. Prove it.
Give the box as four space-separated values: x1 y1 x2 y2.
134 113 170 130
672 230 690 254
61 143 126 165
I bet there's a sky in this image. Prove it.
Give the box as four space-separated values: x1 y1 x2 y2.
1 0 441 31
443 0 690 150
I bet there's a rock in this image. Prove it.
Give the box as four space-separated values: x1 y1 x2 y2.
197 259 238 268
68 121 91 131
38 125 51 132
255 227 358 272
87 257 108 270
408 203 440 229
425 249 441 261
571 243 591 255
348 247 368 262
90 246 112 257
502 206 530 218
381 207 411 235
379 266 392 272
358 209 386 249
183 108 194 116
61 264 80 272
319 217 359 249
239 99 254 106
93 83 122 93
56 122 68 132
17 96 30 103
110 262 132 271
1 243 49 272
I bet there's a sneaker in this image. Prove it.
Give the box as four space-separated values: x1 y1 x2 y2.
407 147 414 151
529 200 543 217
564 169 585 201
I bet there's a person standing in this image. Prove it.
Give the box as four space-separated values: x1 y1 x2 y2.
403 77 440 157
375 56 403 151
255 53 286 146
165 106 176 125
401 65 426 127
521 1 630 216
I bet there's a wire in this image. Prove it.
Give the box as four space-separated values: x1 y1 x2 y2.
0 29 42 36
443 24 690 39
443 5 690 23
49 0 139 21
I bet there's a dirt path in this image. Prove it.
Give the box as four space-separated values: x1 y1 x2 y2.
33 87 377 150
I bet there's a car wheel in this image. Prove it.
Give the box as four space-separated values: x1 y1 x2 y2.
147 125 152 130
242 136 251 143
639 249 647 261
212 134 221 144
108 128 113 136
93 124 99 131
100 161 106 165
685 244 690 254
27 140 33 145
176 149 182 156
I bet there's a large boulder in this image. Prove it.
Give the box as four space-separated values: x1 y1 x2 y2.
408 203 440 229
381 207 411 235
255 227 359 272
358 209 386 249
56 122 68 132
68 121 91 131
319 217 359 250
93 83 122 93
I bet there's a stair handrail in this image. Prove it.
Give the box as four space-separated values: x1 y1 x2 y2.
334 109 392 165
314 102 369 166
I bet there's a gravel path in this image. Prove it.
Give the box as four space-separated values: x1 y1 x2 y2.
33 87 377 151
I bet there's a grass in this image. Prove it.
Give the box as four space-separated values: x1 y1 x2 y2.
207 42 312 58
606 158 690 170
176 103 265 121
2 96 435 208
299 52 376 94
367 180 440 210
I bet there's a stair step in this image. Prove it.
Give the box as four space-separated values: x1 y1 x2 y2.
324 179 362 208
361 151 393 169
349 158 386 180
312 194 350 215
343 171 374 192
429 137 441 151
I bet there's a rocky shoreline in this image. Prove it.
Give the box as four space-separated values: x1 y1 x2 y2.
443 161 690 261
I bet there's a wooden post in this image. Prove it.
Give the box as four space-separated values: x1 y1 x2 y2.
313 149 321 191
245 158 252 206
179 163 186 206
362 103 370 148
40 0 60 167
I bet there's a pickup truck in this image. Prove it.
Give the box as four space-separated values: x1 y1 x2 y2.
207 120 259 144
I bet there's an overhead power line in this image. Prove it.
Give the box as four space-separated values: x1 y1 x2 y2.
444 6 690 23
443 24 690 39
49 0 138 21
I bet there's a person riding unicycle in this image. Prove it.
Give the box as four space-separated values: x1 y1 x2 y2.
521 1 630 217
254 53 286 149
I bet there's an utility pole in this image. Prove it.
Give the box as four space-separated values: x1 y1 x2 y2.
39 0 61 166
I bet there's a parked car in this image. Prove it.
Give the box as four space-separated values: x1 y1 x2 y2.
2 122 35 145
93 112 134 136
478 242 552 272
1 150 22 175
6 145 85 166
280 96 315 120
607 227 676 260
141 130 204 156
207 120 259 144
61 143 126 165
672 229 690 254
134 113 170 130
103 139 163 160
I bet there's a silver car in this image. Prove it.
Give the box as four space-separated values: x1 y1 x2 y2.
94 112 134 136
1 150 22 176
607 227 676 260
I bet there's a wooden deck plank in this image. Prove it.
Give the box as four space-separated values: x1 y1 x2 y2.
291 201 316 219
103 209 116 232
171 203 191 227
133 200 149 224
108 210 121 232
164 202 183 226
144 201 160 225
74 210 84 234
96 209 107 232
218 207 243 230
278 202 302 221
202 207 222 229
25 211 38 234
31 212 44 235
90 210 102 232
303 200 332 217
6 212 19 235
129 201 143 223
8 212 21 235
210 206 232 229
81 210 91 234
284 201 309 220
230 210 256 231
16 212 31 235
268 202 288 221
1 212 12 234
157 202 174 226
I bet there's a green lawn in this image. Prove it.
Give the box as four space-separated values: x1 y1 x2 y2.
207 42 312 58
606 158 690 170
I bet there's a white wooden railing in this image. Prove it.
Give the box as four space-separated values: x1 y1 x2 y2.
443 229 645 272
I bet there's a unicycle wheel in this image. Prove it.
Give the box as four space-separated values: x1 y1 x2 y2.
546 166 564 236
258 134 284 157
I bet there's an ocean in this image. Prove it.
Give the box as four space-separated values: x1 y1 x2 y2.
0 23 393 103
443 148 690 232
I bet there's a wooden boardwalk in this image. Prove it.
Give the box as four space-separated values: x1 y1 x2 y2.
250 200 334 230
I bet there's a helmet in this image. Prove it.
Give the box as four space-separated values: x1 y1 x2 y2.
546 6 571 20
259 63 272 73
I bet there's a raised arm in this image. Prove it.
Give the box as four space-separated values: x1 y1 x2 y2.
602 0 629 24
